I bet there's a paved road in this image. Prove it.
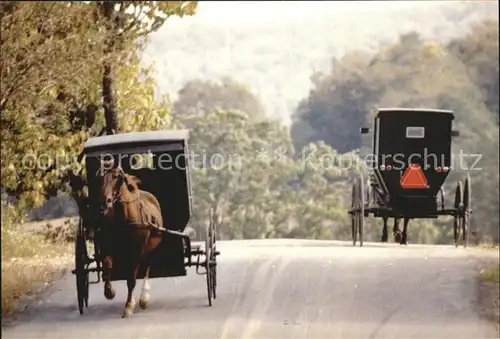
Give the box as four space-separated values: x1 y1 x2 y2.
3 239 498 339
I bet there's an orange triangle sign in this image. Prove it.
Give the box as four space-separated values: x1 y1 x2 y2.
400 164 428 189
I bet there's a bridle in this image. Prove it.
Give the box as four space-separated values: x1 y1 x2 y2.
99 168 140 208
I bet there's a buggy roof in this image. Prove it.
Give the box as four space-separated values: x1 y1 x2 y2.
376 107 454 118
83 130 189 156
83 129 193 233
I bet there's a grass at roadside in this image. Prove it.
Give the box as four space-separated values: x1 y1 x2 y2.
480 264 500 283
474 242 500 251
476 256 500 330
1 218 74 319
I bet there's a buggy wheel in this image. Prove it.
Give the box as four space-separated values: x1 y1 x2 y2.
462 173 471 248
75 218 89 314
205 210 212 307
205 207 217 306
351 184 357 246
453 182 463 247
357 175 365 247
210 207 218 300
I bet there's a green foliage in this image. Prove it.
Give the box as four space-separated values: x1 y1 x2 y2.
0 2 104 113
117 51 173 132
448 20 499 123
291 51 375 153
1 3 100 210
94 1 197 40
172 76 266 126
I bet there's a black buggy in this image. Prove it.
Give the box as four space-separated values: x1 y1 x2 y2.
348 108 472 247
71 130 219 314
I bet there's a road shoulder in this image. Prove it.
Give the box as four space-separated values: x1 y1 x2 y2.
1 217 74 326
472 250 499 333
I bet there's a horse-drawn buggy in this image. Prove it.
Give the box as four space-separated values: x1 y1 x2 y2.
71 130 219 317
348 108 472 247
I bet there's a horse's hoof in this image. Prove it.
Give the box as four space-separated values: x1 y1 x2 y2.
139 291 150 309
139 299 149 310
122 299 136 317
104 287 116 300
394 232 402 243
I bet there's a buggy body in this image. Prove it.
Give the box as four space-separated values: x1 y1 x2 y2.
366 108 455 218
349 107 471 247
83 130 193 278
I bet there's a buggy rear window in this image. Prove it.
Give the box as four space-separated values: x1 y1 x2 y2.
405 126 425 139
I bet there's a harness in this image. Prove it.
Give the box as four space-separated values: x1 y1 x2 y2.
103 169 166 233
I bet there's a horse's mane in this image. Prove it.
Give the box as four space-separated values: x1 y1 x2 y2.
124 174 141 192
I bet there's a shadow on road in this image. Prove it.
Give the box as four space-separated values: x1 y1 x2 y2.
3 295 221 328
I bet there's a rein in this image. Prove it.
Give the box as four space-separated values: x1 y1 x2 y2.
109 189 158 230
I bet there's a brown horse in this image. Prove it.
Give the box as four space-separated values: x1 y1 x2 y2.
97 166 166 318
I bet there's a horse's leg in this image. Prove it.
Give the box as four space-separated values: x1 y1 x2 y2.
393 218 402 243
139 266 151 310
400 217 410 245
94 240 102 272
123 264 139 318
140 233 161 310
102 255 116 300
93 227 102 273
381 216 388 242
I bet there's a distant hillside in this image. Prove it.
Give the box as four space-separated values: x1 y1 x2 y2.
144 1 498 124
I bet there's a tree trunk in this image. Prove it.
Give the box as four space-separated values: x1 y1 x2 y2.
101 1 119 134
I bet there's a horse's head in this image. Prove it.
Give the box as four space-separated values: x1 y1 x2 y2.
98 167 141 218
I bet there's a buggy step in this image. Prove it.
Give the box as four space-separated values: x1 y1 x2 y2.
189 246 220 257
71 267 102 275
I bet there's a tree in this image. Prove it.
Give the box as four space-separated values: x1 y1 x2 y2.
1 2 103 210
291 51 376 154
172 76 266 127
0 2 103 115
93 1 198 134
448 19 499 123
